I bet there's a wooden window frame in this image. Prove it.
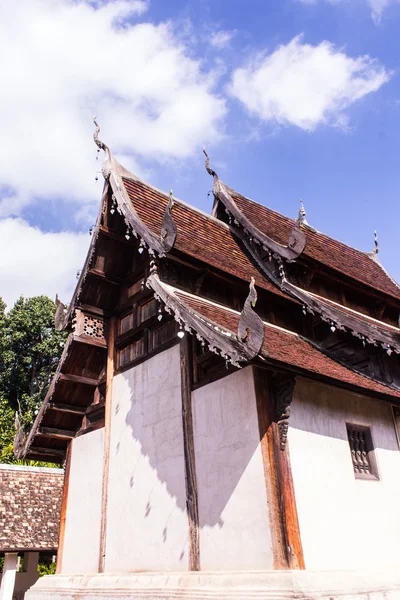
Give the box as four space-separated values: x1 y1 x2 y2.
346 423 379 481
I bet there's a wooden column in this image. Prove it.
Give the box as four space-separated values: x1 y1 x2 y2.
98 316 116 573
180 335 200 571
56 442 72 574
254 367 305 570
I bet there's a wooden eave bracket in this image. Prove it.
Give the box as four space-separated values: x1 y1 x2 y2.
272 372 296 451
203 150 306 261
282 277 400 353
13 334 74 460
146 268 264 366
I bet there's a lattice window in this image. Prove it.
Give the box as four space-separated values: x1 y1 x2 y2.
82 315 105 340
346 424 379 480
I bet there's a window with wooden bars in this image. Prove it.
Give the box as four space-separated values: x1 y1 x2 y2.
346 424 379 480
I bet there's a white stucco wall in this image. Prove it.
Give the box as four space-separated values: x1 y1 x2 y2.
289 378 400 570
192 367 273 570
105 344 189 572
61 428 104 574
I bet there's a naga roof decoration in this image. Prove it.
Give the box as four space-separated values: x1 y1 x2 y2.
93 118 176 257
203 150 307 261
231 189 400 301
147 266 264 366
176 291 400 400
281 276 400 354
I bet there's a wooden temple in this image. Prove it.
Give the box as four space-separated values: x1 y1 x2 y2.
15 121 400 599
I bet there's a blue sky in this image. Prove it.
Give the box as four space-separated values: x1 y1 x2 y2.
1 0 400 308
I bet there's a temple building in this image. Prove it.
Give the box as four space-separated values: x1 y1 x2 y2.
14 122 400 599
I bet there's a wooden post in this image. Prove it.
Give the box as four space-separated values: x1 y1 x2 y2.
56 443 72 574
180 335 200 571
98 316 116 573
254 367 305 570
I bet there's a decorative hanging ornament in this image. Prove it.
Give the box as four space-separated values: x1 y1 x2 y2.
125 227 130 241
177 324 185 339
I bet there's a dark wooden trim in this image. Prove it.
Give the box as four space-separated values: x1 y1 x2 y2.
56 443 71 574
254 367 286 570
48 402 86 415
58 373 99 387
253 367 305 570
99 224 135 247
114 338 179 375
28 446 65 459
78 304 110 318
75 419 105 437
99 317 116 573
180 336 200 571
72 334 107 349
38 427 75 439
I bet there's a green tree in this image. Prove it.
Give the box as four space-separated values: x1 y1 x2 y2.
0 295 67 463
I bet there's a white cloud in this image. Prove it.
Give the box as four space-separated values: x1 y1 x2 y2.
0 219 88 309
229 35 390 131
297 0 399 22
0 0 226 217
210 29 236 49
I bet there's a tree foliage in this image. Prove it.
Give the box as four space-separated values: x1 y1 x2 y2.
0 295 67 463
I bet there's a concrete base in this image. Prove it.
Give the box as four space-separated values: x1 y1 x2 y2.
25 569 400 600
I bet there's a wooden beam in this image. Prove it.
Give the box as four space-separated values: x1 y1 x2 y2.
180 335 200 571
39 427 75 439
28 446 65 458
99 224 133 247
253 367 305 570
58 373 99 387
88 268 122 286
75 304 109 318
72 334 107 349
48 402 86 415
99 317 115 573
56 443 71 574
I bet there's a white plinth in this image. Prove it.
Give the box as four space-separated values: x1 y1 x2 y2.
25 568 400 600
0 553 18 600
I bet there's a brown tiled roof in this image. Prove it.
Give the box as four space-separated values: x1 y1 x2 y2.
0 465 63 552
123 177 289 299
175 290 400 400
232 191 400 301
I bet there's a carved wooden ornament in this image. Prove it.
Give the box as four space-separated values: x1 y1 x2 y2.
203 150 306 261
272 373 296 451
237 277 265 358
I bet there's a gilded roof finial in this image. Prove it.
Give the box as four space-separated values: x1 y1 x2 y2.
373 230 379 254
203 148 218 178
